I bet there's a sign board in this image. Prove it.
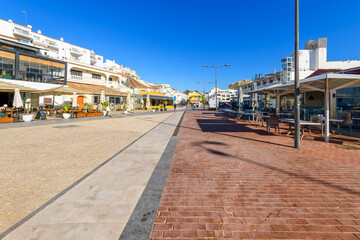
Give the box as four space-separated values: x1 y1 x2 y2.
36 110 47 120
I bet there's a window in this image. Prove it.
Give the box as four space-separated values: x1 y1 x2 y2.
71 70 82 76
0 50 15 79
92 73 101 79
18 54 65 83
109 77 113 82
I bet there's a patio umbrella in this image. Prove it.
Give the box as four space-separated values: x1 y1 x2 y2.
12 88 23 108
126 92 132 110
72 92 77 107
146 94 150 109
100 89 106 103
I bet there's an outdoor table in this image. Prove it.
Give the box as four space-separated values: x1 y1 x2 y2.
242 112 254 121
280 118 321 140
255 115 269 127
223 109 243 119
278 112 293 117
321 117 344 133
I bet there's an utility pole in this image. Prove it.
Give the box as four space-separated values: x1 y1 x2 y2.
197 81 213 110
294 0 301 148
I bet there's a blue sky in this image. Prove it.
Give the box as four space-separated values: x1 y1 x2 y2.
3 0 360 92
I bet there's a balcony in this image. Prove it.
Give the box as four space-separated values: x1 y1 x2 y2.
70 48 82 56
13 27 32 39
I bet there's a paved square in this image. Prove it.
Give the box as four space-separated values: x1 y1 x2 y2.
151 111 360 239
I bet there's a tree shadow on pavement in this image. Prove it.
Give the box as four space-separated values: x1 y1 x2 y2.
200 145 360 196
138 117 293 149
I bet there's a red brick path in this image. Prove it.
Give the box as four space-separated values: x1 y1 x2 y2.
151 111 360 239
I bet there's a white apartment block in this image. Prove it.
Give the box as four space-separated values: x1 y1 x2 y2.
0 18 139 90
209 88 237 103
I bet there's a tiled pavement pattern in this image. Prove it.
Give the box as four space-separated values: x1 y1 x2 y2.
151 110 360 239
0 112 173 234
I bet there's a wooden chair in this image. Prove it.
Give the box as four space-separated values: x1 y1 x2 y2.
265 116 280 135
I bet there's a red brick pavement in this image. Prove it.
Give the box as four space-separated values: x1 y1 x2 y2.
150 111 360 240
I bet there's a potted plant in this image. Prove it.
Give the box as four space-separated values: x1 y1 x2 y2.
22 99 36 122
164 100 168 111
101 101 109 116
0 116 13 123
61 104 72 119
124 105 128 114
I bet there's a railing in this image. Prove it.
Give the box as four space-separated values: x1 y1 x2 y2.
13 27 30 36
18 71 65 84
71 75 82 80
0 69 65 84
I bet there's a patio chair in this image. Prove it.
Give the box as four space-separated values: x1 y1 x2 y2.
265 116 280 135
309 115 323 137
338 112 352 133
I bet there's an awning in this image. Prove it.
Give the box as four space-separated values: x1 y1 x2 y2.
67 82 128 96
126 76 158 89
146 95 173 100
248 72 360 143
0 79 38 92
33 85 88 95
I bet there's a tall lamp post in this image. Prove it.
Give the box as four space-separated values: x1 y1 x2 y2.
197 81 214 110
294 0 301 148
202 65 230 114
22 10 27 26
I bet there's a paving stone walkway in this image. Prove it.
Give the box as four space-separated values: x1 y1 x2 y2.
151 110 360 239
0 111 181 239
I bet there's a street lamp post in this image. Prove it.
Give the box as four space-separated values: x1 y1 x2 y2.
197 81 213 110
202 65 230 114
294 0 301 148
22 11 27 26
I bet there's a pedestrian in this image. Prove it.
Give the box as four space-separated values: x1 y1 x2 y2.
174 103 177 111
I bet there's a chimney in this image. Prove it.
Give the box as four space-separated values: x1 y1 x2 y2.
8 19 13 23
27 25 32 29
60 37 64 41
37 30 41 34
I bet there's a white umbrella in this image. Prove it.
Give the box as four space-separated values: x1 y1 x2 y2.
100 89 106 103
13 88 23 108
146 94 151 109
126 92 131 110
72 92 77 107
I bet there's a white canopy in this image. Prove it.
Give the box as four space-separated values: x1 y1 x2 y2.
248 73 360 142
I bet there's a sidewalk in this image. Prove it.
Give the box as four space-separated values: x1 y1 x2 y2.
1 111 184 240
151 110 360 239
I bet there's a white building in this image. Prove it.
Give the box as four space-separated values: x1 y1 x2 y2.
209 87 237 103
0 18 143 107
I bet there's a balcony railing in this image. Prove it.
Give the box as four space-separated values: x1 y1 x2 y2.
0 69 65 85
13 27 30 37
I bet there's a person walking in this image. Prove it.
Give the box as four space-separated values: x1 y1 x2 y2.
174 103 177 111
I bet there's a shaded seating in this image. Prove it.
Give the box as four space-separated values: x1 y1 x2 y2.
309 115 323 137
338 112 352 133
265 116 280 135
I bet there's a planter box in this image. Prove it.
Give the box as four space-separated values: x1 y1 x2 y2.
0 118 13 123
95 112 102 116
77 113 87 118
87 113 96 117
